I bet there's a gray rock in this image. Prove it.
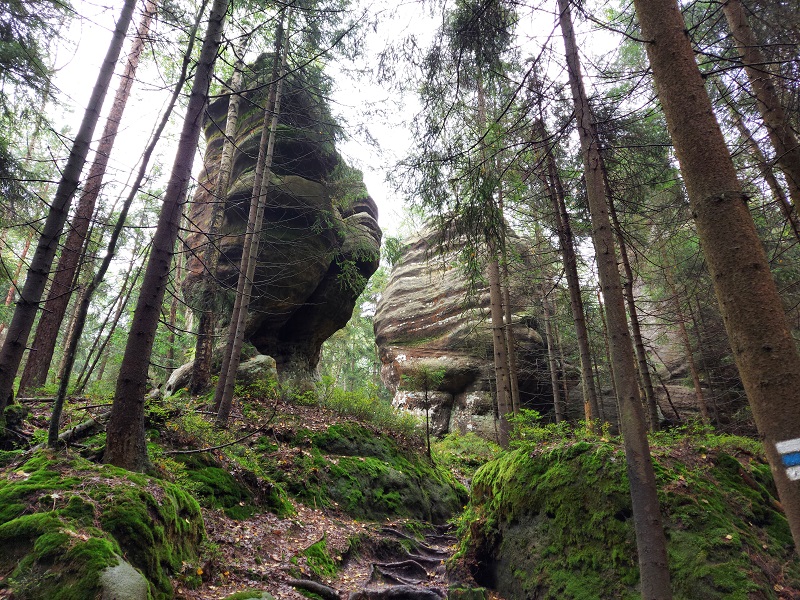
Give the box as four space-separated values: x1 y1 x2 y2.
163 352 278 396
99 559 149 600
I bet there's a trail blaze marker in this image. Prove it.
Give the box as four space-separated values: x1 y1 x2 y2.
775 438 800 481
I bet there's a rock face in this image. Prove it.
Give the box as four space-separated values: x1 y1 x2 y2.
373 229 552 438
183 54 381 383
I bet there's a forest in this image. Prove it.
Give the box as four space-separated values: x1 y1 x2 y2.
0 0 799 597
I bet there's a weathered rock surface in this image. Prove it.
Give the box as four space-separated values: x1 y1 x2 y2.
100 560 149 600
184 54 381 385
373 228 551 438
164 351 277 397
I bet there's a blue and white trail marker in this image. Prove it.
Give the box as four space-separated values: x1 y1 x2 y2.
775 438 800 481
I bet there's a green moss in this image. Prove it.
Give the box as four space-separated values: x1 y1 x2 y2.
264 423 466 523
458 434 800 599
304 537 337 579
222 592 275 600
0 450 205 599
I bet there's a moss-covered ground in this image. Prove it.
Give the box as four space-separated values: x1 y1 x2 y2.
261 421 467 523
0 450 205 599
457 427 800 599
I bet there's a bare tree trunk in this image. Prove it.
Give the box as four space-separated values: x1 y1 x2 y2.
559 1 672 595
540 131 599 421
722 0 800 211
596 288 617 414
662 257 711 424
554 318 573 419
606 182 660 430
497 187 521 415
542 291 563 422
104 0 223 470
633 0 800 551
75 254 142 392
487 249 512 446
190 45 247 395
19 0 157 394
0 0 137 418
729 103 800 242
215 11 290 426
0 230 33 328
165 214 185 378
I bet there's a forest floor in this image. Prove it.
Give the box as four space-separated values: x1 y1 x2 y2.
13 393 485 600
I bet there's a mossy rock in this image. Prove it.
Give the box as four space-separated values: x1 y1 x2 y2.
175 454 256 519
458 434 800 599
221 591 275 600
0 451 205 599
174 453 289 519
264 423 466 523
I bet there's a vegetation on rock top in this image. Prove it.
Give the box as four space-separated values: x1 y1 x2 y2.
456 424 799 599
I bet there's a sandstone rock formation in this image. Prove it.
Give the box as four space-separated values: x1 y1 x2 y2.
183 55 381 384
373 228 552 439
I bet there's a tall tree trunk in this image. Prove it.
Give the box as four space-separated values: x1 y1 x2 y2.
539 126 599 421
729 102 800 242
542 291 564 422
474 68 513 444
19 0 157 395
487 248 512 446
632 0 800 551
165 213 185 378
0 0 137 418
75 254 142 392
104 0 222 470
215 11 290 426
722 0 800 211
0 230 34 326
496 184 521 416
596 288 618 417
661 257 711 424
190 45 247 395
606 181 660 430
558 1 673 595
554 313 574 419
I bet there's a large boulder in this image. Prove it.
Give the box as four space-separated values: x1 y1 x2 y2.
373 228 552 438
183 54 381 386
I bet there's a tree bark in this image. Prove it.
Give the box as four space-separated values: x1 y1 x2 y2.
215 11 290 426
729 102 800 242
539 126 599 422
722 0 800 212
662 258 711 424
190 47 247 395
542 291 564 422
0 0 137 418
497 187 521 416
606 180 660 431
558 1 673 596
104 0 225 470
18 0 156 394
487 249 512 446
632 0 800 552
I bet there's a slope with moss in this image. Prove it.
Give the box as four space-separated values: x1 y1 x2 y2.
0 450 205 599
261 422 467 524
456 429 800 599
